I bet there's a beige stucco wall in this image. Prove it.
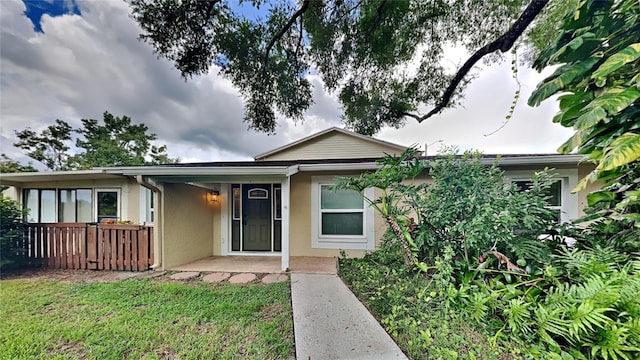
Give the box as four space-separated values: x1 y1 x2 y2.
261 132 406 161
162 183 215 269
577 162 602 216
5 178 143 223
288 171 388 258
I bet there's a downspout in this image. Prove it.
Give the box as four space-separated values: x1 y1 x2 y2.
136 175 163 270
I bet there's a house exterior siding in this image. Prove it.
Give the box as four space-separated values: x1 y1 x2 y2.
258 132 407 161
161 183 215 269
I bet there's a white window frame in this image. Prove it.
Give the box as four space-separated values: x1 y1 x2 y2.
505 169 579 223
311 176 375 250
95 188 121 222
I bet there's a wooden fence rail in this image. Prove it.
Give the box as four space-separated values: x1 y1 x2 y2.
25 223 154 271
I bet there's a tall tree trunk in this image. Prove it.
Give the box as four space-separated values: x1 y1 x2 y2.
385 215 415 268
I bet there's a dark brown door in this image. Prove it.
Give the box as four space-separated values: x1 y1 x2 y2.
242 185 272 251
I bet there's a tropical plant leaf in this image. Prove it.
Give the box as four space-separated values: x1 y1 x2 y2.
574 106 608 130
587 190 617 207
558 131 588 154
592 43 640 80
599 132 640 171
528 57 600 106
586 87 640 116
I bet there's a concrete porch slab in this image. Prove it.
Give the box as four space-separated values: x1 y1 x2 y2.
169 256 337 274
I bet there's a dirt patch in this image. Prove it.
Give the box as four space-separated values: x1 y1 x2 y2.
0 268 141 283
48 340 87 360
259 303 287 321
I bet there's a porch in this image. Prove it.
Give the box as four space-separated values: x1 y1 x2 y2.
170 256 337 274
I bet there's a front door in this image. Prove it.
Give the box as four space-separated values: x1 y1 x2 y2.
242 185 272 251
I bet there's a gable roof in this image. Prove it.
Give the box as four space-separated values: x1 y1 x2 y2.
253 127 411 161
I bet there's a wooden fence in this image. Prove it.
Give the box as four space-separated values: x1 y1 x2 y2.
24 223 154 271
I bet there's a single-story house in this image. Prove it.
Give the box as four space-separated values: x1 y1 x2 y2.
0 127 599 271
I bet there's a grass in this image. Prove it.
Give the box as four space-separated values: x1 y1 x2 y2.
0 277 294 359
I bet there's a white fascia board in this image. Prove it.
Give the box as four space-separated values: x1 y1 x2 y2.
488 155 586 166
103 166 290 177
298 162 380 172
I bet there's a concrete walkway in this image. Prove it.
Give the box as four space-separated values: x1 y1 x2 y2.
291 273 408 360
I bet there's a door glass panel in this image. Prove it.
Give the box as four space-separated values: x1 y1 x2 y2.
274 187 282 219
322 213 363 235
233 187 241 219
247 188 268 199
97 191 118 222
77 189 93 222
40 190 56 223
321 186 363 209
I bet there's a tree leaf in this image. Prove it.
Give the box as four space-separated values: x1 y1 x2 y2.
599 132 640 171
592 43 640 80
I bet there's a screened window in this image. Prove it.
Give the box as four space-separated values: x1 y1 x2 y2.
320 185 364 236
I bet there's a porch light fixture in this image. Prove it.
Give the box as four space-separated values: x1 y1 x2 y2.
208 190 220 203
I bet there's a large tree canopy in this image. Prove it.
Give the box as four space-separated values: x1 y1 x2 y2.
14 111 178 171
129 0 564 135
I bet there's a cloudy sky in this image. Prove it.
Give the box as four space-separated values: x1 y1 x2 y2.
0 0 575 168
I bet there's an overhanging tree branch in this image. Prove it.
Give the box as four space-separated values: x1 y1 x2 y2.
415 0 549 122
368 0 387 35
264 0 311 61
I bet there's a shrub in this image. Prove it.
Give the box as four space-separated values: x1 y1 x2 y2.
0 197 37 271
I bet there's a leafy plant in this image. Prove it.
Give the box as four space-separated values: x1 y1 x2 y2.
529 0 640 229
0 197 37 271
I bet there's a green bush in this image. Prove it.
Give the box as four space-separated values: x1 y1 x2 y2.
337 148 639 359
0 197 37 271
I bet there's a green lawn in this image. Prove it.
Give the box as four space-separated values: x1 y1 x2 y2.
0 277 294 360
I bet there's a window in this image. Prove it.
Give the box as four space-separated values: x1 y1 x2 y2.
23 188 122 223
247 188 268 199
311 177 375 250
505 169 579 223
97 190 119 222
514 180 562 222
59 189 93 222
320 185 364 235
274 186 282 220
23 189 56 223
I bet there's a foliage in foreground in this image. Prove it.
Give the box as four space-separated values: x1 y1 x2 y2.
529 0 640 231
129 0 565 135
338 150 639 359
0 278 294 360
